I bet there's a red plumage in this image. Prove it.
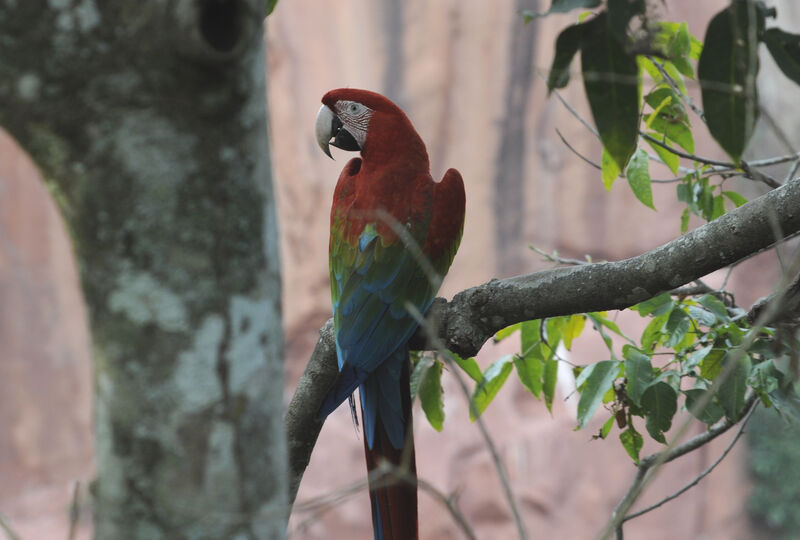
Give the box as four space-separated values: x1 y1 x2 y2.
319 88 465 540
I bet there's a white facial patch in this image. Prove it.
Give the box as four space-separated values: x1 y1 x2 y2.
336 100 372 149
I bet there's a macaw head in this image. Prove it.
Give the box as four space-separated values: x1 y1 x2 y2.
315 88 427 167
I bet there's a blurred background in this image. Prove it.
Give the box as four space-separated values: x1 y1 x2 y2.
2 0 800 538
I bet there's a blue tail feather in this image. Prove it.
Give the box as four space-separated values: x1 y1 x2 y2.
318 362 369 419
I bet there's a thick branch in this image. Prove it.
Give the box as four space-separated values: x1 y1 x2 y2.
287 177 800 504
285 320 337 505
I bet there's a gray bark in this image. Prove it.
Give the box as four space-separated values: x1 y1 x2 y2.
287 175 800 503
0 1 285 539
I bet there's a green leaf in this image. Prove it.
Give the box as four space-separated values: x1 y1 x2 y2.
576 360 621 429
543 358 559 413
684 345 713 372
722 190 748 208
266 0 278 16
698 294 729 322
641 312 669 350
623 346 655 405
626 147 655 209
711 194 726 220
581 13 640 170
641 382 678 443
684 387 725 425
646 138 680 176
680 208 690 233
645 95 673 130
652 22 701 73
548 23 586 92
563 314 586 350
514 351 544 398
664 308 691 348
645 86 688 122
635 293 673 317
646 116 695 153
601 147 621 190
521 319 542 354
588 311 628 339
521 0 602 21
700 349 726 380
688 305 717 326
670 23 695 77
661 60 688 94
601 414 615 438
718 354 752 421
638 55 664 83
418 358 445 431
698 3 761 161
748 360 780 395
653 370 681 392
620 426 644 463
545 316 567 348
471 356 514 420
495 322 522 342
763 28 800 86
409 351 426 399
453 354 483 383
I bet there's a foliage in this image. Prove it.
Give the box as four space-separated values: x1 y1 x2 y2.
410 1 800 480
748 407 800 539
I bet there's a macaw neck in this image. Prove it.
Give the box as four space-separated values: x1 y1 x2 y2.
359 115 430 175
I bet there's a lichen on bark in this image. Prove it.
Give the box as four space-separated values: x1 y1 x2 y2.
0 1 286 538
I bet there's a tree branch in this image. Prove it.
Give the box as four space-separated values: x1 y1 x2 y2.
622 401 757 522
609 393 758 540
286 177 800 505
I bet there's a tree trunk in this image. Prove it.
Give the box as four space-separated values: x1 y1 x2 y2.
0 2 286 538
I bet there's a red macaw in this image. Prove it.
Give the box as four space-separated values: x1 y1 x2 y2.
315 89 465 540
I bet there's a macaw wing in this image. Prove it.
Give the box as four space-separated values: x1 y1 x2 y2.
332 224 438 375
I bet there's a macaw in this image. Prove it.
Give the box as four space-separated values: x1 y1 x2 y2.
315 88 465 540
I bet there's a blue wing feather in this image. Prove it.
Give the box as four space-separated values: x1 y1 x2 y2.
321 225 437 449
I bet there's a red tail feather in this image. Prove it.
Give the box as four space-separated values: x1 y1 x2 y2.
362 364 418 540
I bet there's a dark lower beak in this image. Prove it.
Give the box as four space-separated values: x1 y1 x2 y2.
329 115 360 152
315 104 361 159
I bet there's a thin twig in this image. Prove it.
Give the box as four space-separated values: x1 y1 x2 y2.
719 265 735 292
739 161 782 189
623 401 757 522
606 393 758 540
642 135 782 189
555 128 601 170
602 244 800 539
0 513 20 540
530 244 591 266
742 152 800 168
292 463 477 540
784 157 800 185
669 284 714 297
406 303 529 540
641 133 735 169
648 58 705 122
540 70 599 138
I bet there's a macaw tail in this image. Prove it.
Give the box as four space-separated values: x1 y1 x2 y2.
361 354 418 540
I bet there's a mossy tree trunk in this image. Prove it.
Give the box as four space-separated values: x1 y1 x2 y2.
0 1 285 538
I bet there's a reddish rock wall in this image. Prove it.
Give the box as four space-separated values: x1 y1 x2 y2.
4 0 798 537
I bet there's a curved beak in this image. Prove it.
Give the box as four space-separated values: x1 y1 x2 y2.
315 104 362 160
315 104 336 159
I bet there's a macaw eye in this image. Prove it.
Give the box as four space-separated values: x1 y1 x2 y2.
349 103 359 113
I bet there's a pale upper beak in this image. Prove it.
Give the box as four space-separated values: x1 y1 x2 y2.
315 104 336 159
